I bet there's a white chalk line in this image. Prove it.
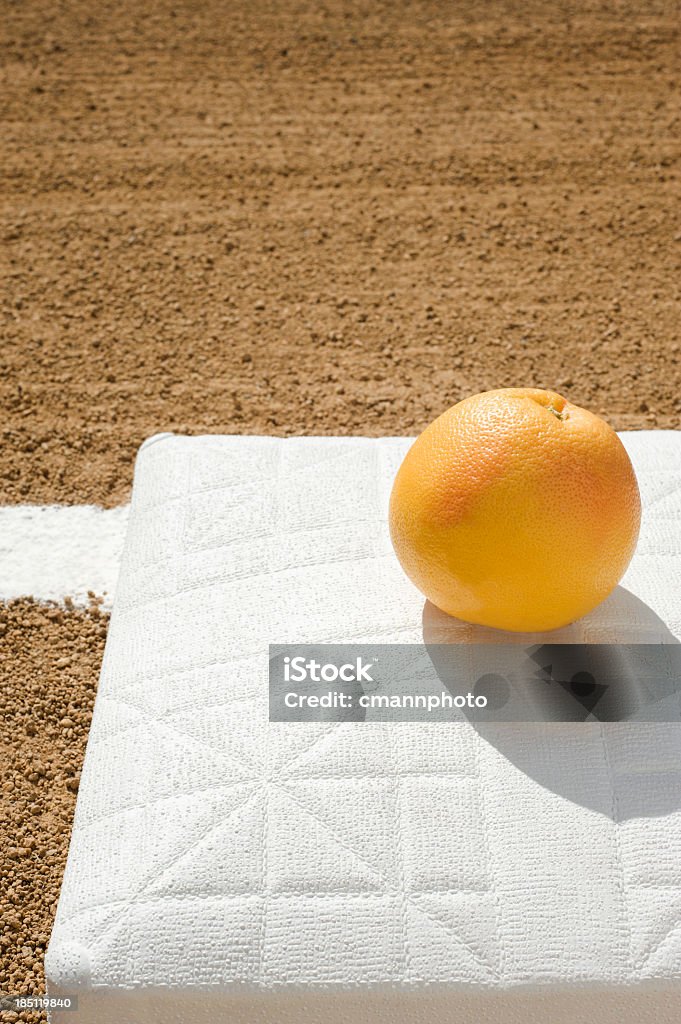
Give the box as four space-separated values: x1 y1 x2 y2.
0 504 129 609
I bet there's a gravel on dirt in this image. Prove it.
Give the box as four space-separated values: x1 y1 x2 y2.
0 600 107 1021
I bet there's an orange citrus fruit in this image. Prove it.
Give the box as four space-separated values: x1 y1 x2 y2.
389 388 641 632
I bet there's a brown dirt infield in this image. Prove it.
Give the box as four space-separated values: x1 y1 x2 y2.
0 601 106 1021
2 0 680 508
0 0 680 1019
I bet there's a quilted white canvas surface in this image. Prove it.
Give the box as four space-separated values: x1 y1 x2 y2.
46 432 681 1024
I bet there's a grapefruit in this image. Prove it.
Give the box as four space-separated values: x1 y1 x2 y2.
389 388 641 632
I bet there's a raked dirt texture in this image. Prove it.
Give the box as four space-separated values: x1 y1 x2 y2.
1 0 680 1019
